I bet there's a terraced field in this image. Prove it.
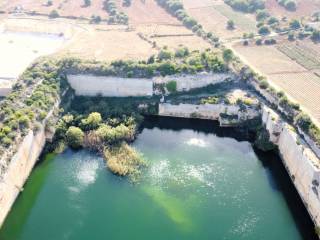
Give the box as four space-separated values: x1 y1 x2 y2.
277 43 320 70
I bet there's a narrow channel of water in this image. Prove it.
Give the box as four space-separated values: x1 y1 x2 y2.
0 117 317 240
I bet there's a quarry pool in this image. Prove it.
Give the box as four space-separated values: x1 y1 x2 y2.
0 117 317 240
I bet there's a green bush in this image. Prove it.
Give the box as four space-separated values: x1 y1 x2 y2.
66 126 84 149
166 80 177 93
258 26 270 35
289 19 301 30
259 80 269 89
158 49 173 61
49 10 59 18
81 112 102 130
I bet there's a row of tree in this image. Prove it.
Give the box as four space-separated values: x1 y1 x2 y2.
224 0 265 13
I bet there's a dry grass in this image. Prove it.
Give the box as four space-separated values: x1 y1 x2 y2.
105 142 146 180
57 24 158 61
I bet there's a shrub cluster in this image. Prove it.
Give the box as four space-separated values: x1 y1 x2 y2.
53 111 144 180
103 0 129 24
63 48 226 78
224 0 265 13
276 0 297 11
0 59 65 159
295 113 320 146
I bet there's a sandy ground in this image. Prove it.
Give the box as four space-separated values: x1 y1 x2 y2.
0 31 64 79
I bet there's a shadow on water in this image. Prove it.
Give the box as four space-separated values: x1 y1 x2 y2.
0 154 56 240
142 115 255 142
142 115 318 240
255 149 318 240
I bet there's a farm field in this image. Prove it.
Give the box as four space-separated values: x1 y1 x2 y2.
276 43 320 71
265 0 320 19
182 0 256 40
0 0 108 18
0 0 211 62
183 5 243 40
232 43 320 123
117 0 179 25
212 4 257 33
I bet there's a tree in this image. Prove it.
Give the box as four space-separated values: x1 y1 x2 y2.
256 10 269 21
258 26 270 35
288 32 295 41
285 0 296 11
84 0 91 7
222 49 233 63
91 15 101 24
311 30 320 42
47 0 53 6
49 9 59 18
66 126 84 149
267 17 279 25
157 49 173 61
123 0 131 7
255 38 262 45
227 20 235 30
289 19 301 30
166 81 177 93
81 112 102 130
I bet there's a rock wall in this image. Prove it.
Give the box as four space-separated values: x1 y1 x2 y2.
154 73 232 92
262 106 320 227
159 103 239 120
67 73 233 97
67 75 153 97
159 103 259 126
0 127 47 227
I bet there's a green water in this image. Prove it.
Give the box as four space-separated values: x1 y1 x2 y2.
0 118 317 240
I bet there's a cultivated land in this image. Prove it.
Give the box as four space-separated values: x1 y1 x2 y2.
0 0 210 62
182 0 257 41
182 0 320 124
231 42 320 122
265 0 320 19
0 0 108 18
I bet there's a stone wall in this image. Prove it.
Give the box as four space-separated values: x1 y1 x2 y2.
67 73 233 97
262 106 320 227
67 75 153 97
154 73 232 92
159 103 259 126
0 127 47 227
